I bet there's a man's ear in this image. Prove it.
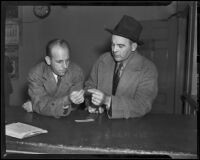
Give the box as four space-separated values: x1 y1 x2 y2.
45 56 51 65
131 42 138 52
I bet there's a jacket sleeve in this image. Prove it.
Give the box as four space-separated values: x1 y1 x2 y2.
84 60 99 90
28 71 72 118
69 66 85 93
108 64 158 119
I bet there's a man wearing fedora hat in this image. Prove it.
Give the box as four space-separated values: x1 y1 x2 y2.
85 15 158 119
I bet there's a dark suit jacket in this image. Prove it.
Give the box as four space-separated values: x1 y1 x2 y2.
85 51 158 119
28 61 84 118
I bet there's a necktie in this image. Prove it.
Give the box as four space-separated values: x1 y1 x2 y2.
57 76 62 87
112 62 123 95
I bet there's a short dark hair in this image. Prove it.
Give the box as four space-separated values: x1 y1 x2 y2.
46 39 71 57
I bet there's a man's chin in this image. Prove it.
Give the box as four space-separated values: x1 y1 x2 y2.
57 72 66 76
59 73 65 76
114 58 122 62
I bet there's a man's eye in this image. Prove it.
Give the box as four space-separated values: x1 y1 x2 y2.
56 61 63 64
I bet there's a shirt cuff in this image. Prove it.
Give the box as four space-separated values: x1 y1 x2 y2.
104 96 112 117
105 96 111 110
63 105 70 115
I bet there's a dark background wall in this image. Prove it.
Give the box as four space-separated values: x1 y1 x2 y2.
9 4 178 106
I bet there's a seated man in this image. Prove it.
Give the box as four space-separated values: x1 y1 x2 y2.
23 39 84 118
85 15 158 119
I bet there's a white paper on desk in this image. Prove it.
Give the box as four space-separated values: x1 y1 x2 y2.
75 118 95 122
6 122 48 139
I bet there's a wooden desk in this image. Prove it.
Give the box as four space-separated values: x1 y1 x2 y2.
3 106 197 158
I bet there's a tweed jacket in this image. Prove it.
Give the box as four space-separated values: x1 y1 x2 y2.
85 51 158 119
28 61 84 118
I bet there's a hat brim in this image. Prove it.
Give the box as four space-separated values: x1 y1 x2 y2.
105 28 144 45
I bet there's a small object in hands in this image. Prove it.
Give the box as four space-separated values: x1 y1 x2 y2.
84 90 99 110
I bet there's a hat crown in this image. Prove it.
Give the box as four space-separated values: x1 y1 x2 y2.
106 15 143 45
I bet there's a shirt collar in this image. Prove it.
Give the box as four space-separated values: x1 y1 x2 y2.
52 72 58 83
119 51 135 68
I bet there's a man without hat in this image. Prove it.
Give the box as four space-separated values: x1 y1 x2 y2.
85 15 158 119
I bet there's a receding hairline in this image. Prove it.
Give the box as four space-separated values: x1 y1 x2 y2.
46 39 71 57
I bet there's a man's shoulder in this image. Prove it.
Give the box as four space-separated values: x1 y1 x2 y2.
96 52 112 64
28 61 47 77
138 53 157 72
144 56 157 69
69 62 83 73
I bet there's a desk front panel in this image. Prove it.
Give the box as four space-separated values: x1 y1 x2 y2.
4 106 197 158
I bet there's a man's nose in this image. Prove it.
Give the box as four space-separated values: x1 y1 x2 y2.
112 46 119 53
63 61 68 69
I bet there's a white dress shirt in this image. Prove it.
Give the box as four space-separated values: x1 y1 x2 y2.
52 72 59 83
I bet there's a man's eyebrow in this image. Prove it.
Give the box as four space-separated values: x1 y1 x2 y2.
55 60 63 62
112 42 125 45
116 44 125 46
55 59 69 62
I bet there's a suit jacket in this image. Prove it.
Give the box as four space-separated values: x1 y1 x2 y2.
28 61 84 118
85 51 158 119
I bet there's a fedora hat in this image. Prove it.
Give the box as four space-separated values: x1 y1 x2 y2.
105 15 143 45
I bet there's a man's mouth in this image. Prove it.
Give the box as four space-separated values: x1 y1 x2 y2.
59 70 66 74
114 56 121 59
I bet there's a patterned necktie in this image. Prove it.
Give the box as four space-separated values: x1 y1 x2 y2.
112 62 123 95
57 76 62 87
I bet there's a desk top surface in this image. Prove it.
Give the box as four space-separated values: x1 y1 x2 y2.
4 106 197 156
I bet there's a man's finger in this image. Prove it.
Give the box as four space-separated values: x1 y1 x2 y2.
70 91 78 97
71 91 84 99
63 105 69 109
75 98 84 104
71 89 84 96
92 94 103 100
88 106 96 113
92 99 100 106
92 97 100 104
74 95 85 104
87 89 98 94
72 95 84 102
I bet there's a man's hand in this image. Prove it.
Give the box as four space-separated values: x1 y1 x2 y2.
70 89 85 104
87 89 107 106
88 106 104 114
22 100 33 112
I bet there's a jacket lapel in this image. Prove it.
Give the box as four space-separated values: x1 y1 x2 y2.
42 64 57 95
55 67 72 97
100 53 115 94
116 52 143 95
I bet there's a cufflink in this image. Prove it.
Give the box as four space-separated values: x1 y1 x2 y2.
63 105 70 114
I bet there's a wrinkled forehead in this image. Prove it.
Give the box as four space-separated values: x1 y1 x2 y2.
111 35 131 44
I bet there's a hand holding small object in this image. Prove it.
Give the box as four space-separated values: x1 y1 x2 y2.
70 89 85 104
87 89 106 106
88 106 104 114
